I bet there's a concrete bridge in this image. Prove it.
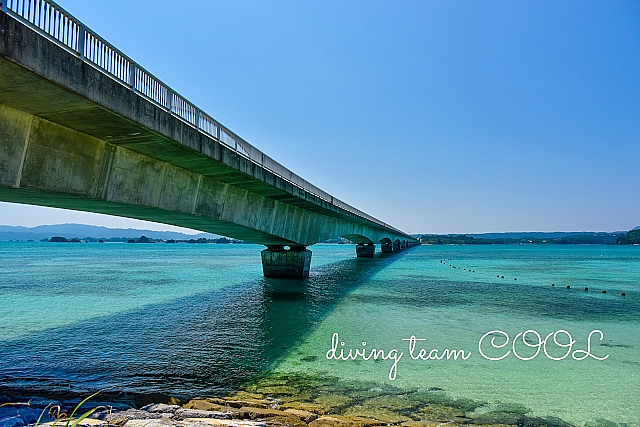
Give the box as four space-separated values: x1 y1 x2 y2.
0 1 418 277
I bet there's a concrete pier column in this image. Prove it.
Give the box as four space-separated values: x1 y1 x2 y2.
261 246 312 278
356 243 375 258
381 242 393 253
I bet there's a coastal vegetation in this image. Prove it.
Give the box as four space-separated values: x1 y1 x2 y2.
43 235 245 244
0 224 222 242
418 232 623 245
615 229 640 245
58 236 245 244
48 236 82 243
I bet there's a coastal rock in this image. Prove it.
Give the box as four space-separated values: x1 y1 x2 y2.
183 400 229 412
181 419 266 427
264 415 307 427
0 406 40 424
308 416 351 427
283 409 318 423
104 409 162 422
308 415 385 427
122 419 177 427
277 392 313 404
277 402 326 415
141 404 182 414
39 419 107 427
15 408 39 424
0 416 25 427
236 407 292 420
183 398 273 413
465 424 515 427
313 395 351 410
342 406 408 424
400 422 442 427
174 409 232 420
221 399 271 410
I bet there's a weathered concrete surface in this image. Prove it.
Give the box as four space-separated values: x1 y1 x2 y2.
0 12 417 248
261 248 312 278
355 244 375 258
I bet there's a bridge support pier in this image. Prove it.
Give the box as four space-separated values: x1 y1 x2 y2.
393 241 401 251
356 243 375 258
381 243 393 253
261 246 312 278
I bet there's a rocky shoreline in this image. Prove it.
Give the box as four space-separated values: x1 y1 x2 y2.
1 393 497 427
0 373 591 427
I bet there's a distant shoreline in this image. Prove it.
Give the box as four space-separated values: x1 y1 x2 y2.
1 223 638 245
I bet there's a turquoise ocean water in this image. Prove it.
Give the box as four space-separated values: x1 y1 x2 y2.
0 242 638 425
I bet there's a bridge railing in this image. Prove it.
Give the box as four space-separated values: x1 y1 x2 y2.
1 0 409 236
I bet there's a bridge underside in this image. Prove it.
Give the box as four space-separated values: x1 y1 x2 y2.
0 12 417 277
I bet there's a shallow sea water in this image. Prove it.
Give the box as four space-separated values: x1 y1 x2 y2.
0 242 638 425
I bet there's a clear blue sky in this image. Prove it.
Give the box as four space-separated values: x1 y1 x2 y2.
2 0 639 234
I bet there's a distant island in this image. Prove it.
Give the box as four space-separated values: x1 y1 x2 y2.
2 223 638 245
125 235 240 244
0 224 223 242
46 233 245 244
49 236 82 243
126 235 155 244
417 231 630 245
615 229 640 245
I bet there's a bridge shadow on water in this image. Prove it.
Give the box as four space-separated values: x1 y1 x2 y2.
0 251 408 402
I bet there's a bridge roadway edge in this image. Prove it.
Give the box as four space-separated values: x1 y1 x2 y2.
0 11 417 277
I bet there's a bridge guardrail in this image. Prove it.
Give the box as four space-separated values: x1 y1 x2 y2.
1 0 409 236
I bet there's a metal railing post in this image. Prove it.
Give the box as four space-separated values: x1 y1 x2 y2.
130 62 136 91
78 25 85 60
168 89 173 113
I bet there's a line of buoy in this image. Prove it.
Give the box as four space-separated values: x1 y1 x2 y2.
439 262 627 297
440 261 475 273
552 283 627 296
